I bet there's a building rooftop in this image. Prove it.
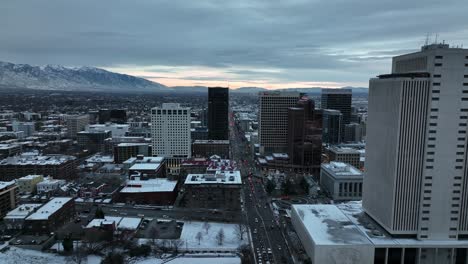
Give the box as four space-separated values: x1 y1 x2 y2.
4 204 42 219
123 156 164 165
185 170 242 185
120 178 177 193
193 140 230 145
129 163 162 171
327 146 361 155
17 175 43 181
292 204 371 246
26 197 73 220
322 162 362 177
117 143 150 147
86 216 123 228
0 153 76 166
0 180 16 191
85 154 114 164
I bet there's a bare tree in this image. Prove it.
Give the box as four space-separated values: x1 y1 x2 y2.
169 239 184 253
235 222 247 241
203 222 211 234
216 228 225 246
196 231 203 245
148 226 159 245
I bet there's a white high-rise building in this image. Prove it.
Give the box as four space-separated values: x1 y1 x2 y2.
151 103 191 173
290 44 468 264
66 114 89 139
258 91 301 154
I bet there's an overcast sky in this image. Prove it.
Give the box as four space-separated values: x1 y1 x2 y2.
1 0 467 89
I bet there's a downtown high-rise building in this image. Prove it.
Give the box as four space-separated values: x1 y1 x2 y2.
258 91 301 154
364 44 468 251
321 88 351 141
151 103 191 172
322 109 343 144
208 87 229 140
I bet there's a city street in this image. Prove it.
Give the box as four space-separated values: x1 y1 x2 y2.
230 113 293 264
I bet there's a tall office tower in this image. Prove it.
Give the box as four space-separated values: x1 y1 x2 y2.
287 97 323 174
322 109 342 144
259 91 301 154
151 103 191 173
321 88 352 140
208 87 229 140
364 44 468 246
66 114 89 139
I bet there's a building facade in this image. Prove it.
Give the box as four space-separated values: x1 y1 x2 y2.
192 140 230 159
66 114 89 139
322 109 343 144
325 146 361 169
113 143 152 164
77 130 112 153
0 181 18 220
24 197 75 234
259 91 301 154
17 174 44 194
321 88 352 127
208 87 229 140
320 162 363 201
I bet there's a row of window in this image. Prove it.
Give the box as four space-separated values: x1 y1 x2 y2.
155 109 188 115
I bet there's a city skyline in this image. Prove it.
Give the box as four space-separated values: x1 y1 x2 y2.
1 0 467 89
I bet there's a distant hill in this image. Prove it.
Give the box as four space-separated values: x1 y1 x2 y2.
0 61 167 92
231 87 268 93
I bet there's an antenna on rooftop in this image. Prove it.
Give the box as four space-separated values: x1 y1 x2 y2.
424 33 430 46
435 33 439 44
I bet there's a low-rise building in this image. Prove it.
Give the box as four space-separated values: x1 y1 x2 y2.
118 178 177 205
0 153 77 181
0 143 22 159
114 143 151 164
3 203 42 229
320 162 363 201
124 155 166 178
77 130 111 153
36 177 66 194
16 174 44 194
325 146 361 169
192 140 230 159
0 180 18 219
184 170 242 210
87 123 129 137
24 197 75 234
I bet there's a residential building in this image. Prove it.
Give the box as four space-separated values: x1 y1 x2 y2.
192 140 230 159
24 197 75 234
16 174 44 194
151 103 191 173
322 109 342 144
4 204 42 230
208 87 229 140
259 91 301 154
36 177 66 194
11 121 36 137
184 170 241 210
0 143 22 159
66 114 89 139
0 181 18 219
320 162 363 200
0 153 77 181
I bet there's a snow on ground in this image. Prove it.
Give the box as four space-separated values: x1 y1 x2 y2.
179 221 246 250
0 247 101 264
135 256 241 264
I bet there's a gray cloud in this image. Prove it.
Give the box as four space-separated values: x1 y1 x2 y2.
0 0 467 87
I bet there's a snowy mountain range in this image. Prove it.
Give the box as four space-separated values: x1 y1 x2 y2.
0 61 167 92
0 60 368 94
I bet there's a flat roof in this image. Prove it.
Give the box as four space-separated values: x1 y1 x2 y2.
118 217 142 230
26 197 72 220
0 154 76 166
120 179 177 193
292 204 372 246
18 175 43 181
86 216 123 228
4 204 43 219
123 156 164 164
129 163 161 171
327 146 361 154
193 140 230 144
322 162 362 177
0 180 16 191
185 170 242 185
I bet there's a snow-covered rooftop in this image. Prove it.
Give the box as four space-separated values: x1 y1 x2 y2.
17 174 43 181
321 162 362 177
0 180 16 190
86 216 123 228
118 217 142 230
26 197 73 220
85 154 114 163
121 178 177 193
129 163 162 171
185 170 242 185
4 204 42 219
0 153 76 166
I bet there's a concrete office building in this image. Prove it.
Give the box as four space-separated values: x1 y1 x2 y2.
66 114 89 139
113 143 152 164
291 45 468 264
151 103 191 173
259 91 301 154
11 121 35 137
77 130 112 153
87 123 129 137
322 109 343 144
208 87 229 140
325 146 361 169
320 162 363 201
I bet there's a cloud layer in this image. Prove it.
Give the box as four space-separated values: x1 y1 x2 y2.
1 0 467 88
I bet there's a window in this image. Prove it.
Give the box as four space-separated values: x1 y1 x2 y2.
429 123 437 126
429 130 437 133
464 75 468 78
426 166 433 169
434 74 442 78
432 97 440 101
435 63 443 66
427 159 434 162
461 116 468 119
435 55 443 59
433 82 441 86
432 90 440 93
464 83 468 86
